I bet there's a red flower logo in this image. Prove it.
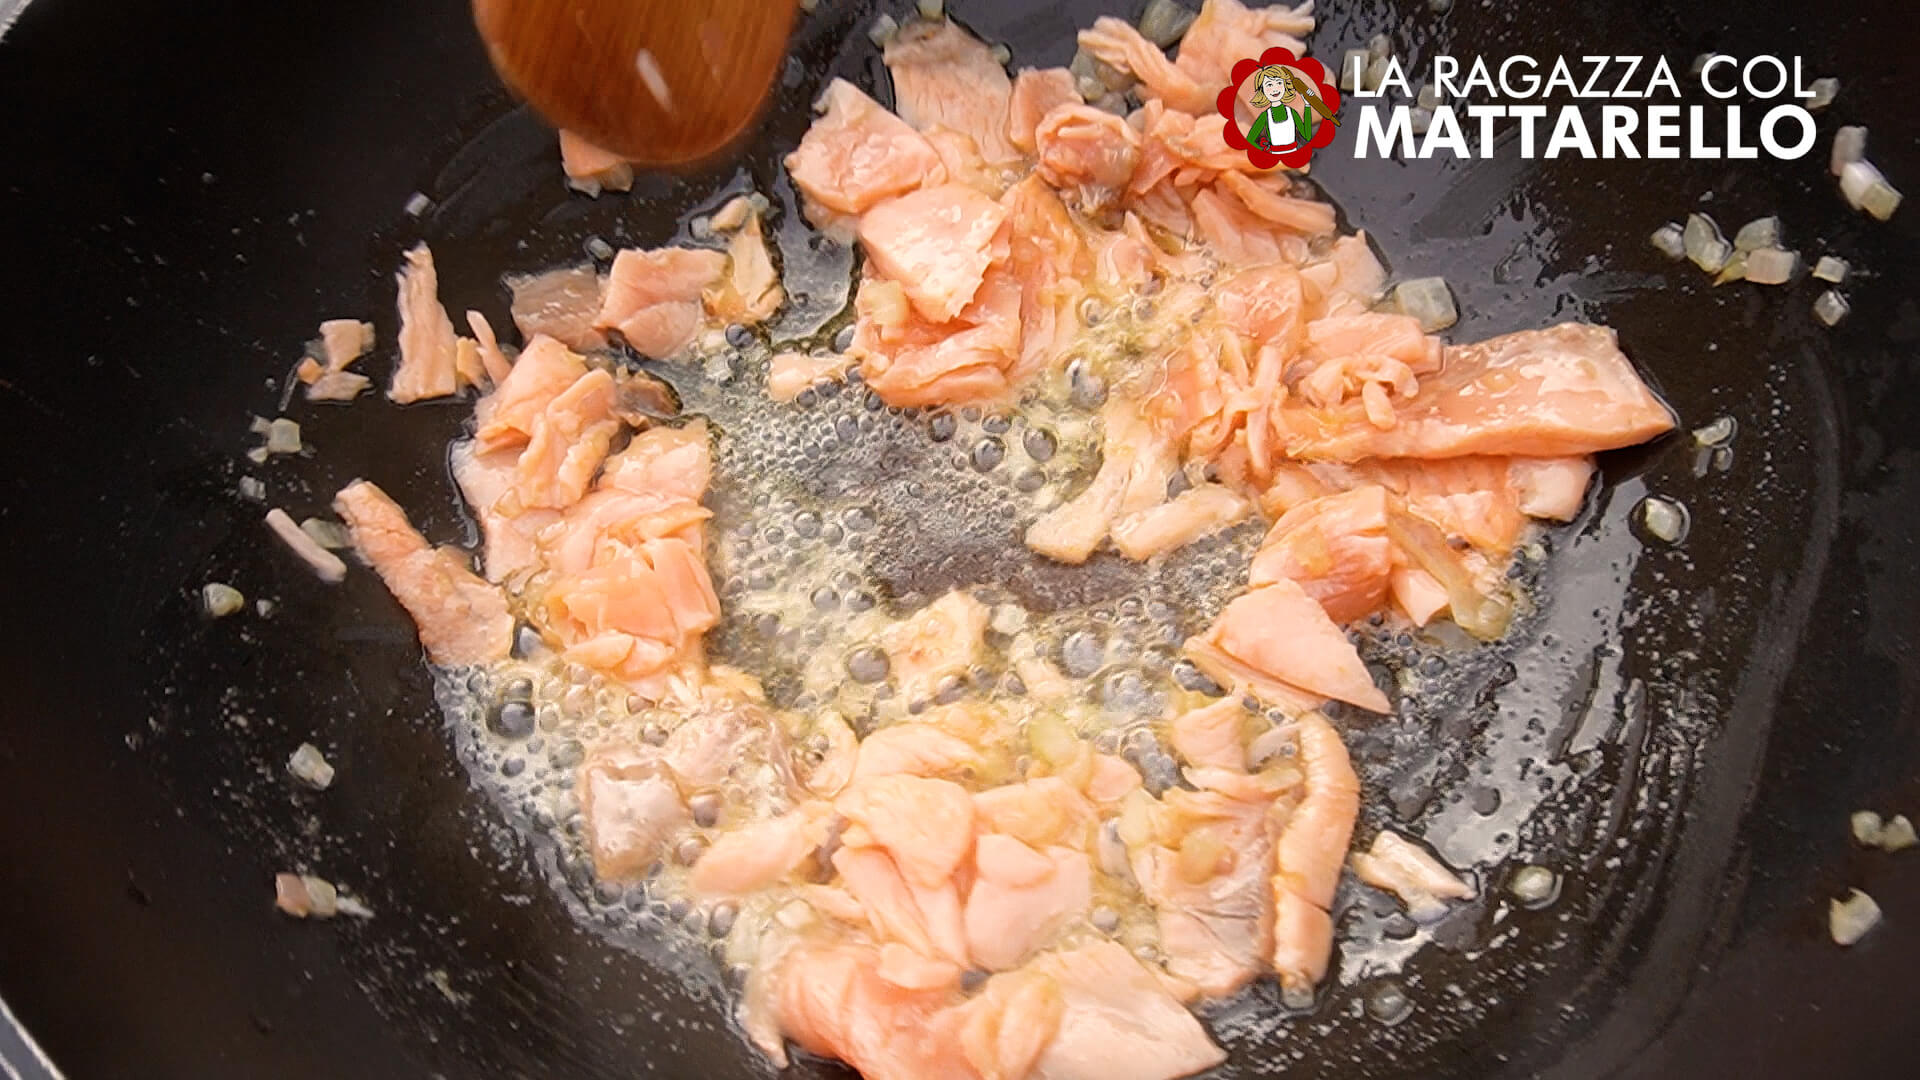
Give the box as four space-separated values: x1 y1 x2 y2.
1217 48 1341 170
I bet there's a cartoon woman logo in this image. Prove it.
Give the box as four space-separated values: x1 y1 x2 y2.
1217 47 1340 170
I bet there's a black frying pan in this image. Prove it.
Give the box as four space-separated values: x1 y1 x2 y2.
1 1 1917 1077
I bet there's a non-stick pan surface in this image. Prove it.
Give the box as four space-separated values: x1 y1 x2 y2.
1 1 1917 1077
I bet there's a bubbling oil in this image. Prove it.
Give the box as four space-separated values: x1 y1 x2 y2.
429 237 1701 1046
433 327 1295 964
434 321 1581 981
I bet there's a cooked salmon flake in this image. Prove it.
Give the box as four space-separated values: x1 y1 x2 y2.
274 5 1681 1078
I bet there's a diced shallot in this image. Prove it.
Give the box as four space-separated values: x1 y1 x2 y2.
1829 888 1881 946
264 508 348 583
1742 248 1797 285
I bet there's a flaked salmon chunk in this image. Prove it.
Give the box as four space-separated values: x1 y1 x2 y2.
580 749 687 881
1008 68 1081 153
595 247 727 359
747 939 977 1080
1192 577 1389 712
884 19 1020 165
1350 829 1475 921
1034 105 1141 212
705 196 783 325
786 79 945 220
851 262 1022 407
858 184 1008 324
558 129 634 197
1268 713 1358 999
767 350 852 401
507 266 608 352
1077 18 1213 116
1027 941 1227 1080
964 835 1092 971
1174 0 1315 93
1248 485 1394 623
299 318 374 402
879 590 989 703
1110 483 1251 561
389 244 462 403
333 480 512 666
1275 324 1676 461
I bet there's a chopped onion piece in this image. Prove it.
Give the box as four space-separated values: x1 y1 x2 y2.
266 417 301 455
1880 814 1917 852
1830 125 1866 178
1096 821 1134 881
1840 159 1881 209
1744 248 1798 285
1095 58 1135 93
1693 237 1732 274
1649 223 1686 259
1509 865 1559 907
916 0 944 20
1409 106 1434 135
202 582 244 618
1637 496 1689 544
249 415 272 436
299 517 350 550
1364 56 1391 93
238 476 266 502
289 742 336 790
1812 255 1849 283
302 875 339 918
1683 213 1731 273
1692 416 1737 446
867 13 899 47
990 42 1012 66
775 899 816 930
1856 169 1902 221
798 0 818 10
1808 77 1839 111
1068 47 1097 83
1852 810 1886 845
1367 33 1392 60
1340 49 1369 92
1712 249 1747 285
1385 507 1512 639
265 508 348 583
989 603 1028 635
1393 276 1457 331
1138 0 1196 48
1829 888 1882 946
1069 47 1133 96
1733 216 1780 252
1814 289 1850 327
1690 52 1720 79
1417 81 1443 109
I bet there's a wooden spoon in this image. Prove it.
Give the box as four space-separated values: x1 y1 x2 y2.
473 0 799 167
